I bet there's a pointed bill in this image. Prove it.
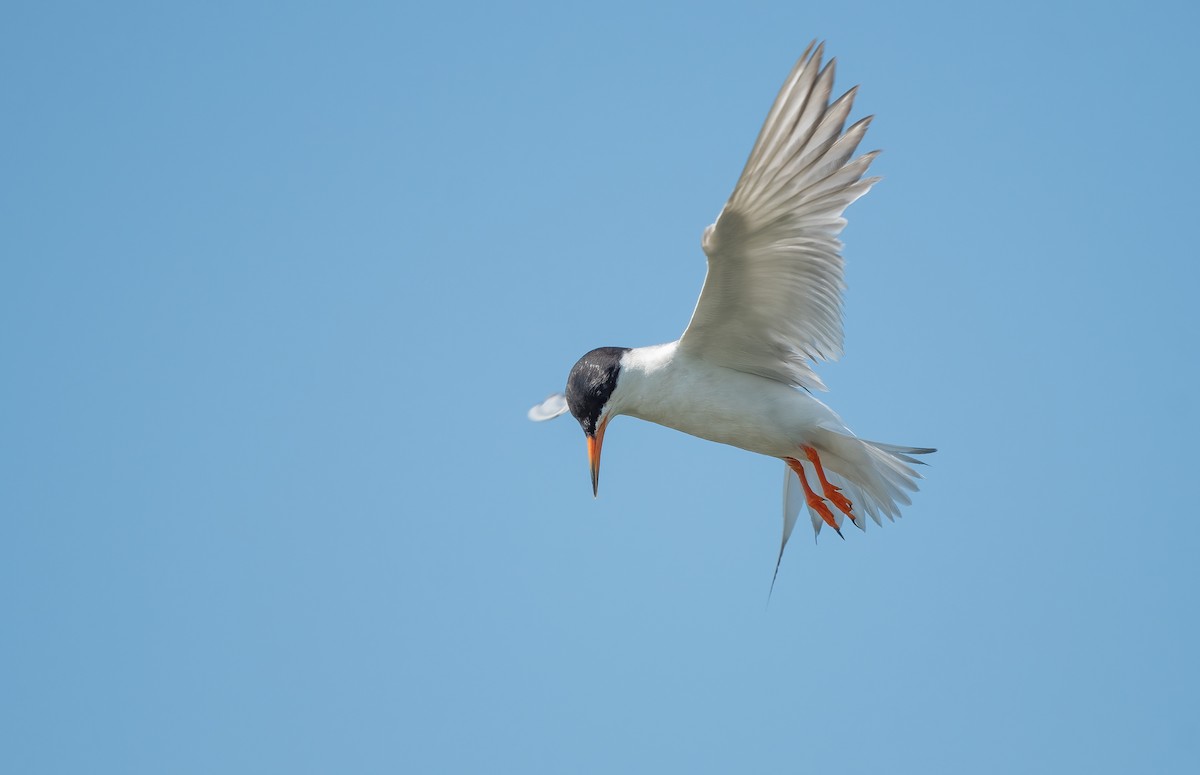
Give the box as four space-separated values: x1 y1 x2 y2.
586 417 609 497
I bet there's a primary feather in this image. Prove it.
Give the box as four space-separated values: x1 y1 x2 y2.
680 42 879 391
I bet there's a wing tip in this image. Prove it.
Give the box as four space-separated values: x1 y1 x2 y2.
527 393 569 422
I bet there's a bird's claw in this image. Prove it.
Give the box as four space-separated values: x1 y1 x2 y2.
826 488 853 516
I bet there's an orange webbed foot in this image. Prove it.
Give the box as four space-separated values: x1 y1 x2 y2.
785 456 845 538
825 487 854 520
802 445 857 525
807 494 844 539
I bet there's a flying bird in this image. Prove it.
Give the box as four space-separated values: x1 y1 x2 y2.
528 42 934 585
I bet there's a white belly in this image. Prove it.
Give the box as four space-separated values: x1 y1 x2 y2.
612 343 842 458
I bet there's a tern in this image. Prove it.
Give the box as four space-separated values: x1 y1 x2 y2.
529 42 934 583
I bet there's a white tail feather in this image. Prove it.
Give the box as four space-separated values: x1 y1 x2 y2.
778 429 934 554
809 428 933 533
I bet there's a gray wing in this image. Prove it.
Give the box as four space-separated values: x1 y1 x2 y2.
679 42 879 391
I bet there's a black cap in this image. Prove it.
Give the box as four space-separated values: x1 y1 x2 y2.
565 347 630 435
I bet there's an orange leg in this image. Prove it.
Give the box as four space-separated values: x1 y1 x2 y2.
785 457 843 538
802 445 857 526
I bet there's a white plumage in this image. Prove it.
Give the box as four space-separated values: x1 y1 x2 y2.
529 42 933 582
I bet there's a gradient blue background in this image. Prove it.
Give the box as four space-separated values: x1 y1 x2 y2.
4 1 1198 772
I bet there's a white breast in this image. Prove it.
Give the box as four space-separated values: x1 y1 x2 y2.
609 342 843 459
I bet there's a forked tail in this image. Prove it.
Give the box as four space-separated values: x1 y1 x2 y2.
769 430 935 596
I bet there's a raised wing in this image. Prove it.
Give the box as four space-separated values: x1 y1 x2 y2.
528 393 568 422
679 42 879 391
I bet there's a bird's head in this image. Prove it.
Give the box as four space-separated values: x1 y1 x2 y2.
565 347 630 497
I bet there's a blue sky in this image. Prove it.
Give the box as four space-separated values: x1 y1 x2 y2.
3 1 1198 772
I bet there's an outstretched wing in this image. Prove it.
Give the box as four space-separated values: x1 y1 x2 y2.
679 42 879 391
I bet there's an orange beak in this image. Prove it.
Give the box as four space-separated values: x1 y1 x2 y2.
587 417 609 498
